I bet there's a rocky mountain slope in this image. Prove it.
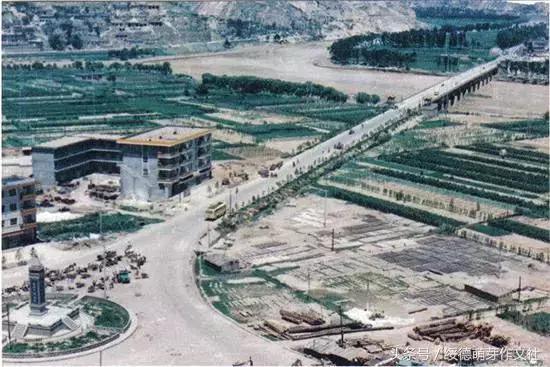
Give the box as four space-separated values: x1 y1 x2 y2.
2 1 420 51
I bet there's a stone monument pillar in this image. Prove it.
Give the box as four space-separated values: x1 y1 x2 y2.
29 257 47 316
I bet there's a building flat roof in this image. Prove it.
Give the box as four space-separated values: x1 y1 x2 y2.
35 134 123 149
117 126 211 147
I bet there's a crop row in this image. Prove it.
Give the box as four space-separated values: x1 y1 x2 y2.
382 149 548 194
438 150 549 175
368 166 547 217
458 144 549 165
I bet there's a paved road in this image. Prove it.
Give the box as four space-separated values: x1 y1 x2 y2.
3 58 500 365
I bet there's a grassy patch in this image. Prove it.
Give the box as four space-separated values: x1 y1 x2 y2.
416 119 461 129
38 212 162 242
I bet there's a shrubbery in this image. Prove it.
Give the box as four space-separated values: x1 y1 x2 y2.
201 73 348 102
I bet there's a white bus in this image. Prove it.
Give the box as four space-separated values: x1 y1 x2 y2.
205 202 227 221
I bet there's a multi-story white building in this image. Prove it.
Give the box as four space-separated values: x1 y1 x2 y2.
2 176 37 249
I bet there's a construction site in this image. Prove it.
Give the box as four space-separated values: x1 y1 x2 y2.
200 194 550 365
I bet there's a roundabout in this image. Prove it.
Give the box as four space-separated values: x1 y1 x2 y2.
2 258 136 362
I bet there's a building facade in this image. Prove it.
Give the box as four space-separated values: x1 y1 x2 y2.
32 134 121 188
117 126 212 201
2 176 37 249
31 127 212 202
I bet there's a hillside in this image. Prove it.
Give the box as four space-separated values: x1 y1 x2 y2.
2 1 420 52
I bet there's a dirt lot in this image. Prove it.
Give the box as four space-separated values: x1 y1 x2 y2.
152 42 445 100
209 109 306 125
203 193 550 363
511 137 550 154
448 82 549 120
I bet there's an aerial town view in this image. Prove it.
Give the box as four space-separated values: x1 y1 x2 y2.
1 1 549 366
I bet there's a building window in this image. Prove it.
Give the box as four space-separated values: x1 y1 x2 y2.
10 218 17 225
9 203 17 211
1 220 4 227
143 168 149 176
8 189 16 196
143 155 148 162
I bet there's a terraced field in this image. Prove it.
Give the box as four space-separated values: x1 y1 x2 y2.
2 68 208 147
3 65 388 151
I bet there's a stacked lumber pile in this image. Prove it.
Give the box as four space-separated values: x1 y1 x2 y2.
280 309 325 325
408 319 494 343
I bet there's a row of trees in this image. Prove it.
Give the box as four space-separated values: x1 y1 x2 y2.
496 23 548 49
201 73 348 102
355 92 380 105
71 60 172 75
320 185 465 228
370 166 547 217
329 21 515 66
107 47 156 61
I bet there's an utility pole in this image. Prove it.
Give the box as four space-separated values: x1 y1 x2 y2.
7 305 12 345
207 222 211 247
331 229 335 252
100 212 108 299
307 269 310 298
338 304 344 348
99 350 103 367
497 243 502 279
323 189 328 228
518 276 522 302
229 191 232 215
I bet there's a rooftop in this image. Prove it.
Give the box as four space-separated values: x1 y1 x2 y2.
117 126 211 147
35 133 123 149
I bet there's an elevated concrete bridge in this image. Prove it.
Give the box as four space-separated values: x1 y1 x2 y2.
415 59 500 111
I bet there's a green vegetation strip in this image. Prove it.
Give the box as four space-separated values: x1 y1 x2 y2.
488 218 550 243
467 223 511 237
485 119 549 137
201 73 348 102
38 213 162 242
458 144 549 166
416 119 461 129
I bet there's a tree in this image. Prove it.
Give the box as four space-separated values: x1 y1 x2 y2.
356 92 370 104
48 33 65 51
196 83 209 96
70 34 83 49
107 74 117 83
161 62 172 75
73 60 83 69
223 38 232 49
